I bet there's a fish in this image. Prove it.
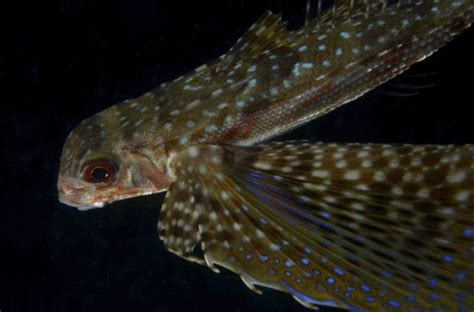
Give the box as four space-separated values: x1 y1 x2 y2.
57 0 474 310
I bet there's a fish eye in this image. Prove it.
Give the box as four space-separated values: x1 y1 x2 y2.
82 159 118 184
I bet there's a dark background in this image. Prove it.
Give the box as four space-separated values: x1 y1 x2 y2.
1 1 473 311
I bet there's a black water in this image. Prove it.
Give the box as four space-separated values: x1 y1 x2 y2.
2 1 473 311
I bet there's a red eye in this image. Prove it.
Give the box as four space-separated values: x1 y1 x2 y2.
82 160 118 184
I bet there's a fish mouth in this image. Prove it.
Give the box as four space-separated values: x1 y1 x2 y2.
58 190 105 210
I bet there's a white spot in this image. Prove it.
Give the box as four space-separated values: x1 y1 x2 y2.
186 120 195 128
373 171 386 182
221 191 230 201
292 63 302 76
256 229 265 238
236 100 246 108
455 191 469 202
269 243 280 251
198 164 207 174
311 170 329 178
417 188 430 198
302 62 314 69
272 64 279 70
298 45 308 52
217 102 228 110
256 25 266 35
249 79 257 87
340 32 351 39
179 136 189 145
318 44 327 51
233 223 243 231
344 170 361 180
187 146 199 158
209 211 217 221
322 60 331 67
351 202 364 211
255 162 272 170
336 160 347 168
187 99 201 109
392 186 404 196
212 88 223 97
335 47 343 56
447 171 466 183
205 124 218 134
247 65 257 72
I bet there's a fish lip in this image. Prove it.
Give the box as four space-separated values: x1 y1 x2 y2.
58 192 105 210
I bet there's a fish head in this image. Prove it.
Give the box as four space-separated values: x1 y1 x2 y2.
57 108 172 210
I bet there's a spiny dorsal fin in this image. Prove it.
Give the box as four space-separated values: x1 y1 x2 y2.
219 11 289 68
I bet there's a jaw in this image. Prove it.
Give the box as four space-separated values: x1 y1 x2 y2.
58 184 169 210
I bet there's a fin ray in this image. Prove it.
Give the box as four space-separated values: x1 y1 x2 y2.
159 142 474 310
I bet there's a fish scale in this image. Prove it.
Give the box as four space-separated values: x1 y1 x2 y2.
58 0 474 311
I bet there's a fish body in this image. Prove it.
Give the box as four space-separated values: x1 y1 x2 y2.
58 1 474 311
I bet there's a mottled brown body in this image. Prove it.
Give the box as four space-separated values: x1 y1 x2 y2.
58 0 474 310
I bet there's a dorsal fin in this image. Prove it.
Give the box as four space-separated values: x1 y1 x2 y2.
219 11 289 69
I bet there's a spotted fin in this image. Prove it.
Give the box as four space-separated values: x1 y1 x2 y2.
158 142 474 310
219 11 289 68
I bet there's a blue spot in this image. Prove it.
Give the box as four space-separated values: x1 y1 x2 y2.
301 258 310 265
389 300 401 308
295 278 302 284
322 240 332 247
443 255 454 263
344 292 351 298
456 272 467 281
285 271 292 277
463 228 474 237
334 288 340 293
326 277 336 285
382 271 393 279
457 292 466 302
314 270 321 276
280 280 340 308
406 295 416 303
346 286 355 292
260 255 269 262
285 260 294 268
430 293 440 302
321 212 331 219
364 297 376 303
304 247 312 254
361 285 371 293
429 279 438 287
334 268 344 276
409 283 418 291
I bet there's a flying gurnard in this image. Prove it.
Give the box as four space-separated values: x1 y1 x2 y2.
58 0 474 310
